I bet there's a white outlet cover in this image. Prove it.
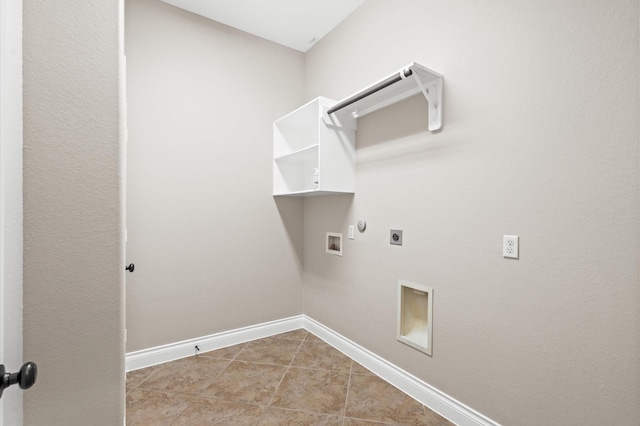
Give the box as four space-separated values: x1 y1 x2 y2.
503 235 519 259
348 225 355 239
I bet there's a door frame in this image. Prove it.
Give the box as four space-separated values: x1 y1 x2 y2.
0 0 23 424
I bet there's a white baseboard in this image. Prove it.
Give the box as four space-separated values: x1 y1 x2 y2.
126 315 499 426
126 315 305 372
302 317 500 426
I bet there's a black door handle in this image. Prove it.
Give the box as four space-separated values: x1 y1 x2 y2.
0 362 37 399
125 263 135 273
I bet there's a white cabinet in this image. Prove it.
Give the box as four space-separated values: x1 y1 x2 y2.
273 97 356 196
273 63 443 196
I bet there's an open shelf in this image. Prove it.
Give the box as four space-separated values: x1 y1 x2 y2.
327 62 443 131
272 189 347 197
273 97 356 197
274 144 319 163
273 100 320 157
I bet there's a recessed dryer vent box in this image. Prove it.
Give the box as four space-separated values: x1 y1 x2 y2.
397 280 433 356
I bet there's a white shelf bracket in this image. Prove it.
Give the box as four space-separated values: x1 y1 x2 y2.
322 107 357 131
413 72 442 132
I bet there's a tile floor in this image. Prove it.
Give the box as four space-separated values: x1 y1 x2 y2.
126 329 455 425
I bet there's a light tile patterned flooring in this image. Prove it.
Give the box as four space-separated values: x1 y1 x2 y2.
126 329 455 425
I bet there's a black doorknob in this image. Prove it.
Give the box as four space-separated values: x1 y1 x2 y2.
125 263 135 273
0 362 38 399
17 362 37 390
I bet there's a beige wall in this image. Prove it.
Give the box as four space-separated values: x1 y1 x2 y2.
125 0 305 351
23 0 125 424
302 0 639 425
124 0 639 423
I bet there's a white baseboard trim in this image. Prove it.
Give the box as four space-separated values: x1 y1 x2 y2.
126 315 305 372
302 316 500 426
126 315 499 426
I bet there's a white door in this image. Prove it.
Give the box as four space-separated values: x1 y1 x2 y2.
0 0 24 424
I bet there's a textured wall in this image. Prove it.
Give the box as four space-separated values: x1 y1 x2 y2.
302 0 640 424
125 0 305 351
0 0 23 424
23 0 125 424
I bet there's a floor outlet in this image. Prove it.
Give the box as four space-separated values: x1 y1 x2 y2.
503 235 519 259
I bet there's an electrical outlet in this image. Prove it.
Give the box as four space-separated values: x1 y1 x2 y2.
503 235 519 259
348 225 355 239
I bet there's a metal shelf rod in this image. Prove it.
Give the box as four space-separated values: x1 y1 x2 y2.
326 68 413 116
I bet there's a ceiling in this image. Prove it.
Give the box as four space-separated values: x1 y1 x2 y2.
160 0 366 52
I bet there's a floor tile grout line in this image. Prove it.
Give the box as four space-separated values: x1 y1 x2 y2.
128 330 452 425
216 358 296 369
131 332 304 380
127 347 229 394
255 406 346 422
128 365 160 393
196 340 249 362
263 331 308 409
341 359 354 426
279 364 352 373
144 389 272 407
137 350 251 426
133 357 234 401
261 331 354 420
134 332 309 424
265 332 309 411
167 395 194 426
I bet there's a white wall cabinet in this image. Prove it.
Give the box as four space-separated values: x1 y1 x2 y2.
273 97 356 196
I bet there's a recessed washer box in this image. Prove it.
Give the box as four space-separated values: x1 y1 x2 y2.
326 232 343 256
397 280 433 356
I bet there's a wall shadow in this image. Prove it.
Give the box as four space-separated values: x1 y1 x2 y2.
274 196 304 267
355 93 453 169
